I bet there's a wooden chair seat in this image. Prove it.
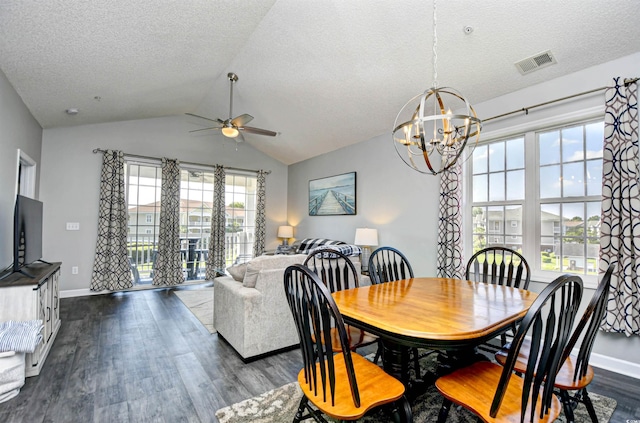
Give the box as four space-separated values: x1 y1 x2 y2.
495 339 594 390
298 352 405 421
313 325 378 353
436 361 562 423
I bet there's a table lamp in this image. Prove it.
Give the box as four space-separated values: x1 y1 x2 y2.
354 228 378 272
277 225 293 246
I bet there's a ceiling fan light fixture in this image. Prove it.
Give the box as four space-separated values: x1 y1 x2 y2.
221 126 239 138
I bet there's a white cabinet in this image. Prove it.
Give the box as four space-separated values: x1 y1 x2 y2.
0 263 61 377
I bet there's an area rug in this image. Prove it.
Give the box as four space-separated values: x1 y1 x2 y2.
215 355 617 423
173 288 215 334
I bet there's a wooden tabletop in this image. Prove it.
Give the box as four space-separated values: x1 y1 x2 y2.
332 277 537 350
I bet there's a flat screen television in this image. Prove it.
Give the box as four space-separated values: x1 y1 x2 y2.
13 194 44 274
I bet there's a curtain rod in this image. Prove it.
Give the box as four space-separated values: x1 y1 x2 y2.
92 148 271 175
483 77 639 123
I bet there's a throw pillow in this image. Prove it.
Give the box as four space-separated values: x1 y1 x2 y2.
226 263 247 282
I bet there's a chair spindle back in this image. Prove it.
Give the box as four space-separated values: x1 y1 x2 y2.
304 248 360 292
492 274 583 421
368 247 414 284
284 264 360 407
563 264 614 382
466 246 531 289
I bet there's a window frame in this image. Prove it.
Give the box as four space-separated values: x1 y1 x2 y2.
463 106 604 288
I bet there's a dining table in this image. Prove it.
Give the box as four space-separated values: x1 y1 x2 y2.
332 277 538 397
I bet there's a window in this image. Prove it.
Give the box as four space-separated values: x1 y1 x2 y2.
467 118 604 283
126 161 257 285
126 164 161 284
471 137 525 252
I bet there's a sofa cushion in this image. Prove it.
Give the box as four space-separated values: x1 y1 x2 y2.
226 263 247 282
242 254 306 288
297 238 346 254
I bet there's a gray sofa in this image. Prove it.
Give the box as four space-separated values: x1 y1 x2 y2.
213 251 364 360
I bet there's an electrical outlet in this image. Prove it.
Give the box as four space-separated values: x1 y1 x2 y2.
71 266 78 274
66 222 80 231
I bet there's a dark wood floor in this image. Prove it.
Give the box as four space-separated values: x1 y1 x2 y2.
1 285 638 422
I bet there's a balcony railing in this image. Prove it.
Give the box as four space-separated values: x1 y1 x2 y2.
127 232 254 284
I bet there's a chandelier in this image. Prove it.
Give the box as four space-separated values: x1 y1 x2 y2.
392 0 481 175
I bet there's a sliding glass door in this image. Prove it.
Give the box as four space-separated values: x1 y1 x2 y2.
126 161 257 285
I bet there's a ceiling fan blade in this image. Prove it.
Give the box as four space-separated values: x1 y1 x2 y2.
189 126 222 133
230 113 254 127
185 113 224 124
236 132 245 143
241 126 277 137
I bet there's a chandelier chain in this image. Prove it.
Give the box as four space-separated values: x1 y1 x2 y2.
432 0 438 88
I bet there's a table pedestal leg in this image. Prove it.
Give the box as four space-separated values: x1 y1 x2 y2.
435 347 490 377
381 341 428 402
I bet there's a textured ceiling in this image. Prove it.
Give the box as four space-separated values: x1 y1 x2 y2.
1 0 639 164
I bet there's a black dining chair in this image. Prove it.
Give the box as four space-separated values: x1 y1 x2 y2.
495 264 615 422
466 246 531 351
368 246 414 284
304 248 378 355
368 246 430 382
284 264 412 423
436 274 584 423
466 246 531 289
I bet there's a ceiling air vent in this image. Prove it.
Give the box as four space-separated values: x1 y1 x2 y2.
515 50 557 75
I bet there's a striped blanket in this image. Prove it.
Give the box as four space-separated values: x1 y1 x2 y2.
297 238 346 254
0 320 43 353
309 244 362 258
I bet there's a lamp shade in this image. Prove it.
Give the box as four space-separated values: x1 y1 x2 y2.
277 225 293 239
354 228 378 246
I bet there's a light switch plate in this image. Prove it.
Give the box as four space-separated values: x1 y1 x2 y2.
66 222 80 230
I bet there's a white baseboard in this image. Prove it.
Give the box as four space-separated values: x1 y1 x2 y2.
60 288 101 298
590 351 640 379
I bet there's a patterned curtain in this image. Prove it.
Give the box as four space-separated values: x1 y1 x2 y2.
436 160 464 279
599 77 640 336
153 158 184 286
252 170 267 258
206 165 226 279
90 150 132 291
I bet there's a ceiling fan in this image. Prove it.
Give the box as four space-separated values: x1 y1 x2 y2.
186 72 277 142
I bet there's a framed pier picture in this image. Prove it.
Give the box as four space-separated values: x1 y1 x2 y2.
308 172 356 216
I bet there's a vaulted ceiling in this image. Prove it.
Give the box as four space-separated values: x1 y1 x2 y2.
1 1 639 164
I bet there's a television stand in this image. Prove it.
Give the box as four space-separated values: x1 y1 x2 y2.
0 262 61 377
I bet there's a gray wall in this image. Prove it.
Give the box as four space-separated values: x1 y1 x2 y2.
288 133 441 277
39 115 289 292
287 52 640 369
0 69 43 271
